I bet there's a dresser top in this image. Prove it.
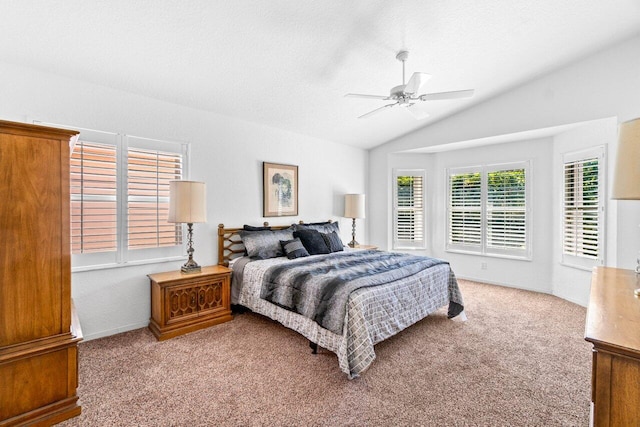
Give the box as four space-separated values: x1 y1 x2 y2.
585 267 640 354
148 265 231 284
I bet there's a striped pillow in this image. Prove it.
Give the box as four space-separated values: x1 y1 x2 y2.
280 238 310 259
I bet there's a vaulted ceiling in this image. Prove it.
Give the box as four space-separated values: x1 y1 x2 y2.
1 1 639 149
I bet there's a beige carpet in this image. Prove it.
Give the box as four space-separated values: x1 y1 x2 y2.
59 280 591 426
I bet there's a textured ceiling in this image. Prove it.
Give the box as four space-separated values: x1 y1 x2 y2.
1 1 639 149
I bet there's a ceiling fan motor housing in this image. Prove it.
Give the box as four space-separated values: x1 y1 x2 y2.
396 50 409 62
390 84 407 98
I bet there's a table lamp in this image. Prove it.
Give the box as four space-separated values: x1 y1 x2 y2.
168 180 207 273
344 193 365 248
611 117 640 296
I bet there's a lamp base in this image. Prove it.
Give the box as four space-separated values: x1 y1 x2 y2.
181 263 201 274
181 222 201 274
348 218 359 248
181 254 201 273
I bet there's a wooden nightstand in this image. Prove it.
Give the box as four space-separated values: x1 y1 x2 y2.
148 265 233 341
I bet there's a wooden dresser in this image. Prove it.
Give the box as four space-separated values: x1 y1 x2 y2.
0 120 82 425
148 265 232 341
585 267 640 426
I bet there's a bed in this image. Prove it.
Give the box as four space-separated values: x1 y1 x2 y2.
217 222 465 378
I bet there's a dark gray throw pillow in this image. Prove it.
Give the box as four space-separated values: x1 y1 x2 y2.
293 229 330 255
280 238 310 259
239 227 294 259
295 221 339 235
322 231 344 253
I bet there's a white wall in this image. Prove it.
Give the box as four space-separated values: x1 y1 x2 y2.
369 34 640 299
0 61 367 340
388 153 434 254
432 138 554 293
551 118 618 306
389 139 554 293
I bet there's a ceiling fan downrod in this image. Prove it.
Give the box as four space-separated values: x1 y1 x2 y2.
396 50 409 85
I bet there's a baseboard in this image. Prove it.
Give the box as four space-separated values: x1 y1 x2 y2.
457 275 587 307
550 289 588 307
457 275 553 295
82 321 149 341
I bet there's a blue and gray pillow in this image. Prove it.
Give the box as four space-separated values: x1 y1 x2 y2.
239 226 294 259
280 238 310 259
293 229 331 255
322 231 344 253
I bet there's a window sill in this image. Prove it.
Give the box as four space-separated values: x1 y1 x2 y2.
72 255 187 273
392 246 426 251
445 248 532 262
559 262 597 272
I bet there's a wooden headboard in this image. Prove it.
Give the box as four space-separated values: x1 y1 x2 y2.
217 220 333 266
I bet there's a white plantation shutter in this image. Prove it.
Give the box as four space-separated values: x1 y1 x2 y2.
127 147 183 250
70 140 118 254
447 162 530 258
448 171 482 250
393 170 425 249
486 167 527 256
42 121 189 270
562 147 604 268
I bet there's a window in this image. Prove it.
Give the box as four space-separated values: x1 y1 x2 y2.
126 140 184 250
562 147 605 269
41 122 190 270
447 162 530 259
448 169 481 248
70 138 118 254
393 170 425 249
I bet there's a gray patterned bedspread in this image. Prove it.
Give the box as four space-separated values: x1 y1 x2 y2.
261 250 457 334
233 250 464 378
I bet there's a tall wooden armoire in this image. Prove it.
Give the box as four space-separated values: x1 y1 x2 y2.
0 120 82 426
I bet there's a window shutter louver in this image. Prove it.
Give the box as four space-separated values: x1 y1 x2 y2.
486 168 526 251
70 141 118 253
448 172 482 248
563 155 601 263
127 147 183 250
393 171 425 249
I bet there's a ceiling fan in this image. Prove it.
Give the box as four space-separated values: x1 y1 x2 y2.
345 50 474 119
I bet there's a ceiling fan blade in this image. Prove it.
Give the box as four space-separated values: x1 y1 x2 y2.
404 72 431 95
345 93 389 100
358 103 397 119
403 104 430 120
419 89 475 101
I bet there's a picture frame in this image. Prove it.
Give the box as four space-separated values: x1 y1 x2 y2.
263 162 298 217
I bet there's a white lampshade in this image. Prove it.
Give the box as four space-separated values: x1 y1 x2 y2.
612 118 640 200
168 181 207 223
344 193 365 219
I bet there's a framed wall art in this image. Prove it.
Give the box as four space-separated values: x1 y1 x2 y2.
263 162 298 217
